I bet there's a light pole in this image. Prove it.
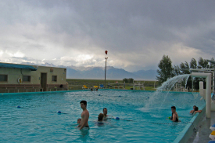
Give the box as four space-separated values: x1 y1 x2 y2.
105 50 108 88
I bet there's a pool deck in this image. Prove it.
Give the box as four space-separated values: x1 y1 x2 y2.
187 111 215 143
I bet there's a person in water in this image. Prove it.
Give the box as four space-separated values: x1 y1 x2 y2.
77 118 81 124
96 113 104 126
98 113 104 121
190 105 196 114
103 108 108 119
170 106 179 122
78 100 89 130
190 105 202 114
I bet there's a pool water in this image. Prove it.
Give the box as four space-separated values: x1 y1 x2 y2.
0 90 205 143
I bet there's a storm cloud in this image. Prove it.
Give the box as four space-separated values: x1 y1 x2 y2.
0 0 215 71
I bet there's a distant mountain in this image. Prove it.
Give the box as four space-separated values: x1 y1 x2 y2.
132 70 157 80
66 66 157 80
21 62 157 80
66 66 140 79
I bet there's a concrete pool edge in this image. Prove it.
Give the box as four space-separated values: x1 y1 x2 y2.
173 104 206 143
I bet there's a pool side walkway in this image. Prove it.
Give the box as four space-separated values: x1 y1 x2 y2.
188 111 215 143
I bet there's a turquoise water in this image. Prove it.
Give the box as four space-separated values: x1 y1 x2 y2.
0 90 205 143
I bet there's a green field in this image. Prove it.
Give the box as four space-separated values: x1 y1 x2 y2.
66 79 159 91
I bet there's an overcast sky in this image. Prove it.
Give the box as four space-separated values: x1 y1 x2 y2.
0 0 215 71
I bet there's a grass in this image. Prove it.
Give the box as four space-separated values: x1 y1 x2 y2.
144 86 156 91
66 79 159 91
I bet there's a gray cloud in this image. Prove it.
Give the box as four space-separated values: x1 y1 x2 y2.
0 0 215 71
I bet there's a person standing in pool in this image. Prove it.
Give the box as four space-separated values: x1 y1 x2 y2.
170 106 179 122
78 100 89 130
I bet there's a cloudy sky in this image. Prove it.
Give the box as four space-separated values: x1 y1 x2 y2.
0 0 215 71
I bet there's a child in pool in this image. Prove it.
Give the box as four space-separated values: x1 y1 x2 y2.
96 113 104 126
77 118 81 124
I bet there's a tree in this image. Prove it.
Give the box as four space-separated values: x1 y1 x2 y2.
173 65 181 76
189 58 199 89
179 61 192 89
123 78 128 83
123 78 134 83
180 61 190 74
157 55 174 84
198 57 209 68
128 78 134 83
209 58 215 68
190 58 197 69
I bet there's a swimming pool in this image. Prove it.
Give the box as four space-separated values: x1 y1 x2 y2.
0 90 205 142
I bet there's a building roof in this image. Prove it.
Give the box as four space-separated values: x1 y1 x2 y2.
0 63 37 71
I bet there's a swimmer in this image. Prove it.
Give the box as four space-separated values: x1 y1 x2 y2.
103 108 108 119
68 118 81 128
96 113 104 126
77 118 81 124
169 106 179 122
98 113 104 121
190 105 196 114
194 107 202 113
78 100 89 130
190 105 202 114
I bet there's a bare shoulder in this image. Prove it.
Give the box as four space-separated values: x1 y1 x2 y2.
84 110 89 115
86 110 89 115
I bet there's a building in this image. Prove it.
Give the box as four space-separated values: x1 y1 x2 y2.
0 62 68 93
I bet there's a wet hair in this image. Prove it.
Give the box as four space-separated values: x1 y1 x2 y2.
103 108 107 111
80 100 87 106
171 106 176 110
193 105 196 107
98 113 104 121
194 107 199 111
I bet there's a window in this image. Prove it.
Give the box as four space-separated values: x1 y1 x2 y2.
52 75 57 82
0 75 7 82
23 75 31 82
